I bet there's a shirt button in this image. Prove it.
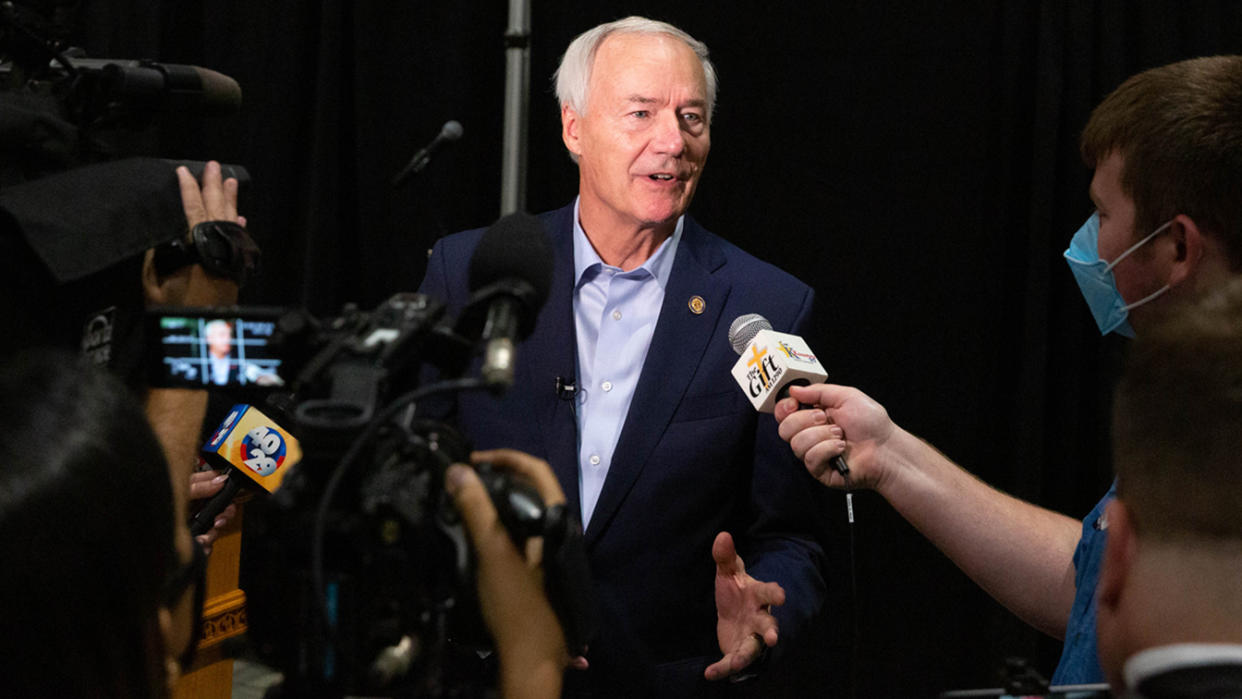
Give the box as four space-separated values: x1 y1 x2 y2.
589 454 601 465
612 310 622 321
601 381 613 392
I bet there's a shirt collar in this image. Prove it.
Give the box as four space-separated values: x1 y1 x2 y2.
571 196 682 290
1125 643 1242 689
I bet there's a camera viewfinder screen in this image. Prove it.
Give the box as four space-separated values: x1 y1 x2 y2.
155 315 284 388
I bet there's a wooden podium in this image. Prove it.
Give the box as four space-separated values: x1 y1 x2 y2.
174 502 248 699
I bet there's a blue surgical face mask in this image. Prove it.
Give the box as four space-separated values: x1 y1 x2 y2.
1064 213 1172 338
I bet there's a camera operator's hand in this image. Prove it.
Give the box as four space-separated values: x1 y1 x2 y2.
142 161 242 308
142 160 244 534
445 449 569 699
188 469 237 555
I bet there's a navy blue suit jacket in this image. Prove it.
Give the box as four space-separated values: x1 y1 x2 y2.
419 203 828 696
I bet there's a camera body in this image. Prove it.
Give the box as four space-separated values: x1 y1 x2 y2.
176 293 593 697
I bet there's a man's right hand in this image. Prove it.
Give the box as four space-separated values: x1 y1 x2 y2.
774 383 897 491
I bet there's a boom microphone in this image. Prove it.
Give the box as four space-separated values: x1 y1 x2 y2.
190 403 302 536
458 211 553 390
727 314 849 476
64 58 243 116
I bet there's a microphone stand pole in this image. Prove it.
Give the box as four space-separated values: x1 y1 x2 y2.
500 0 530 216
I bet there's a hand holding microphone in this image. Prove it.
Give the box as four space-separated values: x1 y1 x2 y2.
190 403 302 536
727 314 849 477
189 469 237 553
773 382 902 492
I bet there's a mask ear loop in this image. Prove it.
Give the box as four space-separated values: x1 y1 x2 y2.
1104 219 1174 272
1120 284 1171 311
1103 219 1175 312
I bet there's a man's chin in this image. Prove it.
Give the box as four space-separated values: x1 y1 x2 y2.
635 198 693 227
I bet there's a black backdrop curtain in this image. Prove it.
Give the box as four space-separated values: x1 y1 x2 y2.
64 1 1242 695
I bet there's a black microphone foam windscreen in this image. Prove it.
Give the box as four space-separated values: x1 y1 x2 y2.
467 211 554 309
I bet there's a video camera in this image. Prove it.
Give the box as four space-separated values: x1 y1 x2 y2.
178 215 594 698
1 6 594 694
0 2 254 374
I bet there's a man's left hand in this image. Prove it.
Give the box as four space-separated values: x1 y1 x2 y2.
704 531 785 681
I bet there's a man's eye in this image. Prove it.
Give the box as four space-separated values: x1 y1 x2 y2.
682 113 702 123
631 110 649 119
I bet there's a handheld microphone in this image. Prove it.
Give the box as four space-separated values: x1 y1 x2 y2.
190 403 302 536
392 120 464 186
728 314 849 477
457 212 553 390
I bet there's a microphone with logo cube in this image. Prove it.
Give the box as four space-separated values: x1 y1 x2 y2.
728 314 849 477
191 403 302 536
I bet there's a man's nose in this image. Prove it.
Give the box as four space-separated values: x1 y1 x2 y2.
651 111 686 156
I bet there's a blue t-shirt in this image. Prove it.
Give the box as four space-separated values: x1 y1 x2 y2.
1050 482 1116 685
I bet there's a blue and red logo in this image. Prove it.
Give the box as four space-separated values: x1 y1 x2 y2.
777 341 818 364
239 425 288 477
208 409 241 448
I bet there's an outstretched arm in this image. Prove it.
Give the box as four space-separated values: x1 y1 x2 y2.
776 383 1081 638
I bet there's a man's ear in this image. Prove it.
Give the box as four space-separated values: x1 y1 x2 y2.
1098 499 1136 615
561 104 583 159
1166 214 1205 290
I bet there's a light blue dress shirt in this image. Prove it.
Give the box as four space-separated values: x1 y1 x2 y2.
572 198 683 528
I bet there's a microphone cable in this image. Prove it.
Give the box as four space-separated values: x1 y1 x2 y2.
842 469 858 699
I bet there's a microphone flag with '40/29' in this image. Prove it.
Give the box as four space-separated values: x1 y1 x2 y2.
728 313 828 413
201 403 302 492
191 403 302 536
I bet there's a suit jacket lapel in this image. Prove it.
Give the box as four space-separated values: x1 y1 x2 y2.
521 205 583 519
584 217 730 545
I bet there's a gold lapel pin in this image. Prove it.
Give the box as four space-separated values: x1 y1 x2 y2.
688 295 706 314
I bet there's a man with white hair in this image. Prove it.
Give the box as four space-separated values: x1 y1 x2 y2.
420 16 828 697
203 318 236 385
